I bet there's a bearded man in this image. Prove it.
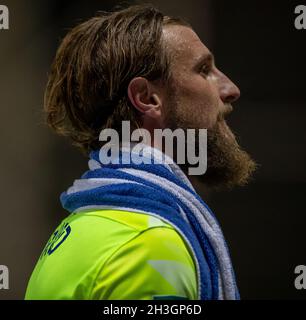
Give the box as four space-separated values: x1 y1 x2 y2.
25 4 256 300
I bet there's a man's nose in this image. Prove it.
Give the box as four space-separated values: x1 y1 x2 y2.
216 69 241 104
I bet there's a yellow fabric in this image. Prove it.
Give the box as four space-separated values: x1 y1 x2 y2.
25 209 197 300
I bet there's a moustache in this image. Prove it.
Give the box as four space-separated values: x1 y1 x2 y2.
217 104 233 121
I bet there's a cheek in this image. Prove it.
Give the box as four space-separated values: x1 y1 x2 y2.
177 77 220 127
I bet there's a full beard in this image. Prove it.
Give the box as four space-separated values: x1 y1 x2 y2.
163 105 257 190
202 119 257 190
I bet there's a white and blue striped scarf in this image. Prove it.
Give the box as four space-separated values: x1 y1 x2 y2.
60 145 240 300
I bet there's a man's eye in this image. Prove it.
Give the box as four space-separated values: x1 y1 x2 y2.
200 64 210 75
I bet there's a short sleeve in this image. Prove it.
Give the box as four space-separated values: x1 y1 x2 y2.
90 226 198 300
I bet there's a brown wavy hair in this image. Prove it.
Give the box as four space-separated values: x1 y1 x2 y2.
44 4 189 154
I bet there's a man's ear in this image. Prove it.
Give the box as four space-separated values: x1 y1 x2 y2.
127 77 162 119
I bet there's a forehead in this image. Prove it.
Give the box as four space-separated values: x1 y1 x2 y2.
162 25 211 67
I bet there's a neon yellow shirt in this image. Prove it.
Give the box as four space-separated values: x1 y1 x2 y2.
25 209 197 300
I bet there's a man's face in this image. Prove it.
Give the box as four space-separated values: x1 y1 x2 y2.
161 25 256 189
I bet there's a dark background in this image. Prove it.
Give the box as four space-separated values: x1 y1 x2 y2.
0 0 305 299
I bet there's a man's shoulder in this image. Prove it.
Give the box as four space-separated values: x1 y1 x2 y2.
76 209 175 233
25 209 196 299
71 209 194 271
62 209 176 248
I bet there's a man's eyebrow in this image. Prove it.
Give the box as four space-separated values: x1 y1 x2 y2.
194 52 215 68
